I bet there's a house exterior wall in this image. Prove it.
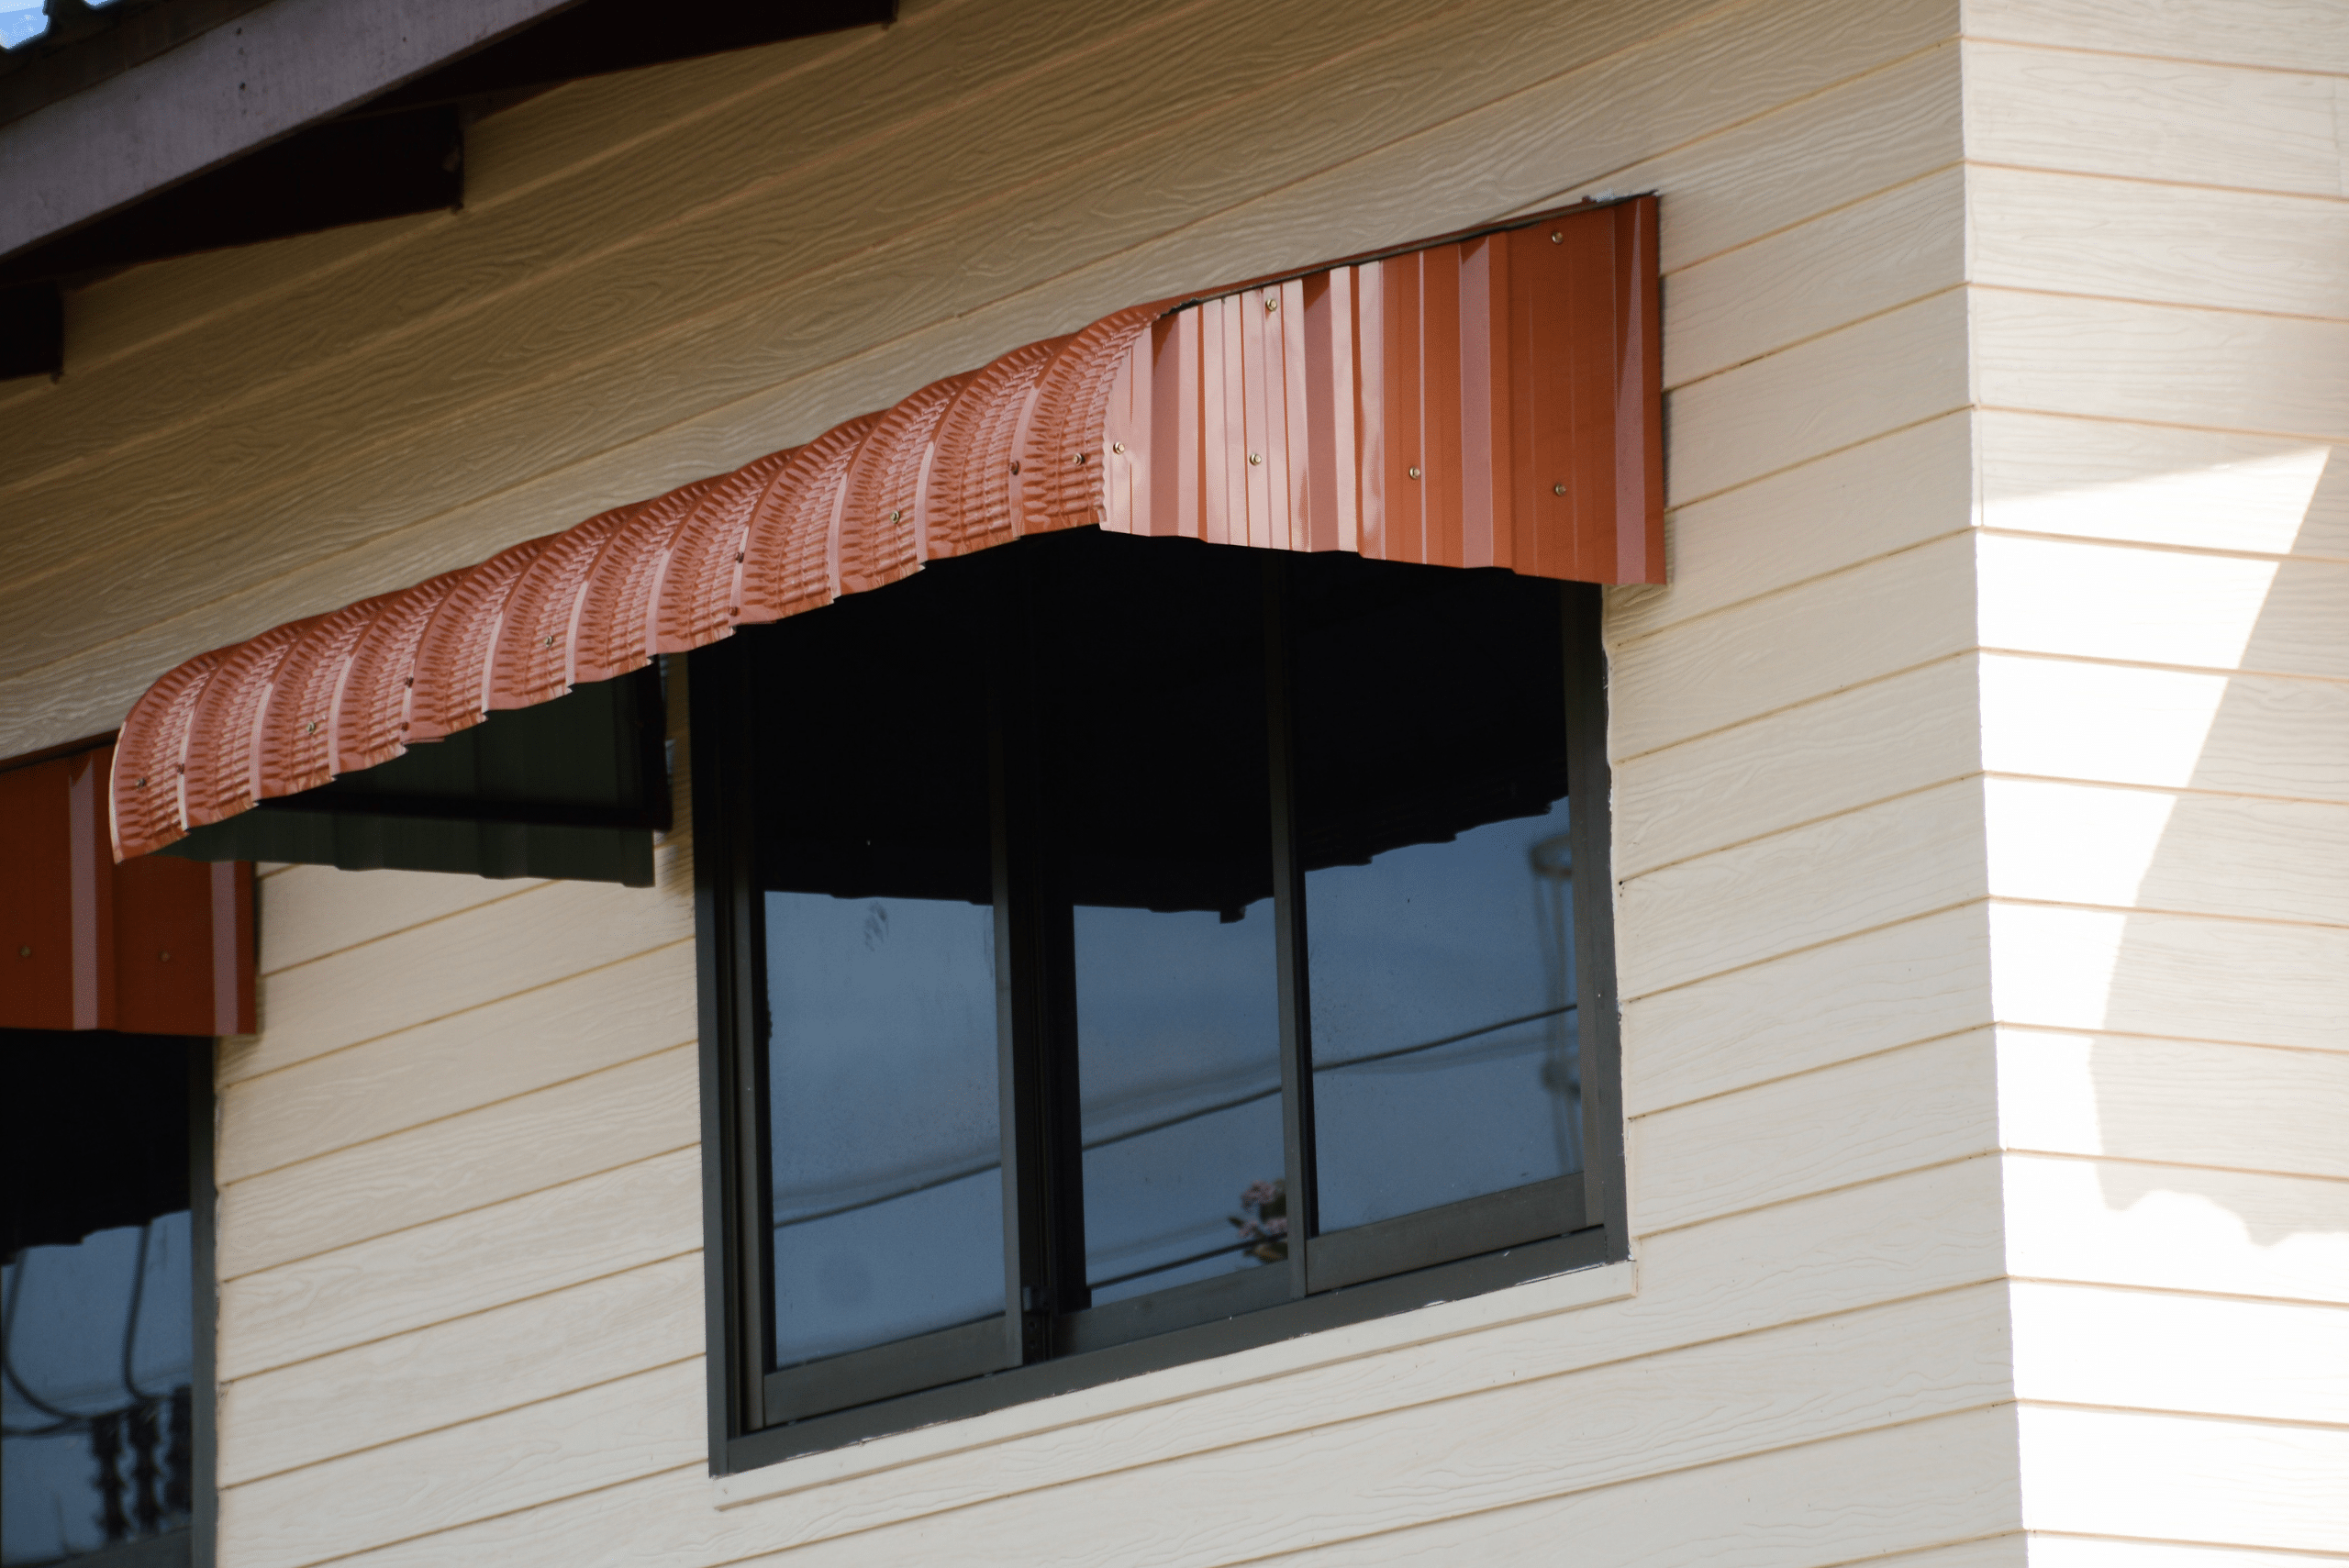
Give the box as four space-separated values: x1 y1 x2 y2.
200 2 2019 1562
1956 2 2349 1559
0 0 2336 1562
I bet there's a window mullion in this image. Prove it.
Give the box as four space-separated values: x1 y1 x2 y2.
1263 557 1315 1302
994 559 1090 1355
699 637 773 1435
986 659 1034 1369
1560 582 1625 1249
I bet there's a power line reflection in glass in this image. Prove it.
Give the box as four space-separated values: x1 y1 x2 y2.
1308 798 1582 1233
763 892 1004 1369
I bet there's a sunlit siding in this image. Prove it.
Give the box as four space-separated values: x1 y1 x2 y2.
1957 0 2349 1559
6 0 2232 1560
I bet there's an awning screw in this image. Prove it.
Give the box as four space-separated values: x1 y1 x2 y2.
1553 482 1567 495
1408 465 1422 480
1111 442 1125 454
1248 452 1263 466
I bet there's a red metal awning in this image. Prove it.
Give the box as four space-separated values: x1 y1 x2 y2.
110 197 1659 862
2 745 255 1032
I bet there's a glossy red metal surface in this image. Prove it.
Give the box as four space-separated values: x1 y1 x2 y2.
108 198 1662 862
838 373 973 596
923 339 1062 561
328 571 463 776
406 533 558 742
490 502 648 714
649 450 802 657
6 744 253 1033
113 649 223 860
738 414 885 625
569 476 720 686
252 595 397 801
180 617 319 827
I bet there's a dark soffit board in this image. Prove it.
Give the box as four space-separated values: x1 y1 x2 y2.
0 0 894 373
161 666 670 886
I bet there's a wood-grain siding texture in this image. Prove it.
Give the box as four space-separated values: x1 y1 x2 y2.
1957 2 2349 1559
143 0 2051 1561
25 0 2336 1561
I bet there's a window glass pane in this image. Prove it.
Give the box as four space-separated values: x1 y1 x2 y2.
4 1034 195 1565
764 893 1001 1366
1293 561 1577 1234
1303 803 1577 1230
747 567 1003 1370
1073 903 1283 1305
1028 533 1285 1308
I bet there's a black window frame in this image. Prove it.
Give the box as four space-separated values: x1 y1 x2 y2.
2 1032 218 1568
693 545 1627 1473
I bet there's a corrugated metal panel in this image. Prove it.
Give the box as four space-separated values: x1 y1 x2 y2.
406 532 559 743
331 570 464 775
739 413 885 624
109 197 1661 862
4 744 254 1033
180 617 317 827
647 454 801 658
252 595 395 801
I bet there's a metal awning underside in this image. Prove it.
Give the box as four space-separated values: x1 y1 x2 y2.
111 197 1660 863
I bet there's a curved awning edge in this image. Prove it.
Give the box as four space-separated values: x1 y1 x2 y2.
112 196 1659 862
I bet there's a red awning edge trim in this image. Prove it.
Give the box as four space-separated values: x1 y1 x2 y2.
111 196 1661 862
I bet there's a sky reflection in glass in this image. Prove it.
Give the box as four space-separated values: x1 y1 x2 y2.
2 1215 194 1564
1074 899 1284 1305
1307 796 1579 1233
763 892 1002 1368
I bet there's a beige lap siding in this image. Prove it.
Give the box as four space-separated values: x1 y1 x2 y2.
1960 0 2349 1559
154 0 2047 1562
51 0 2343 1559
0 0 1936 753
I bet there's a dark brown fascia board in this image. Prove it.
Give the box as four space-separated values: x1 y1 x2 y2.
0 728 117 773
0 0 584 264
0 0 281 130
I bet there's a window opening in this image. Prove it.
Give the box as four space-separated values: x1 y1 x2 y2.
1293 565 1581 1236
698 528 1622 1465
1024 539 1283 1312
3 1030 210 1567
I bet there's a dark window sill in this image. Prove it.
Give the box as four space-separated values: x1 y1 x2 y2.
19 1529 193 1568
722 1225 1613 1474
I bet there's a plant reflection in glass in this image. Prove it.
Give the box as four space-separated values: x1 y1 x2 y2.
1230 1179 1288 1264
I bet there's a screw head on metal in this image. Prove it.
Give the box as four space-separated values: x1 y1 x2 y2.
134 777 147 788
1072 451 1087 466
1408 465 1422 480
17 946 29 958
543 634 557 648
1111 441 1125 454
889 509 903 524
1009 460 1020 474
1264 295 1278 313
1248 451 1263 466
306 720 318 735
1550 230 1564 243
1553 482 1567 495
